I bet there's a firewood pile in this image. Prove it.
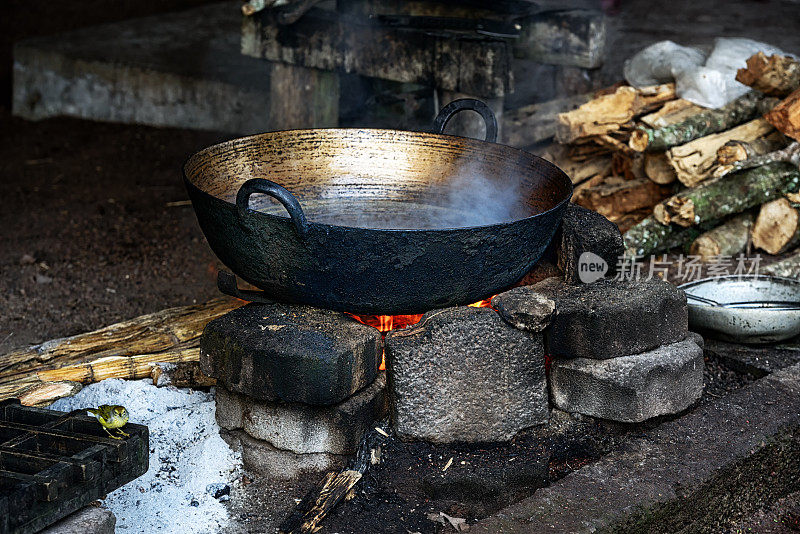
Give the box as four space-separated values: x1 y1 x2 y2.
543 51 800 273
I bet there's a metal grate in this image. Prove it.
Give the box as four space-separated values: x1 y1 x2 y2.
0 399 148 534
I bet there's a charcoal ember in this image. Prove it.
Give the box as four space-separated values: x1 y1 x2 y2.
491 286 556 332
385 306 548 443
557 204 624 284
200 303 382 405
550 338 704 423
533 277 688 359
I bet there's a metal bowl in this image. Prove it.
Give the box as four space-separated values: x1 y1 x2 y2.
679 275 800 344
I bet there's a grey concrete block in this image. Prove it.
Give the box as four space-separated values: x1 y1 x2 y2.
40 506 115 534
201 303 382 405
12 3 337 134
550 338 704 422
535 277 688 359
491 286 556 332
229 430 347 481
385 306 548 443
557 204 624 284
473 361 800 534
215 375 386 455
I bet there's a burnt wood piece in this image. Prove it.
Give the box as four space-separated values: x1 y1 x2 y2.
241 7 513 97
557 204 625 284
200 303 382 406
0 400 148 534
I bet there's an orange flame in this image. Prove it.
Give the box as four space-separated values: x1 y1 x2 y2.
349 298 496 370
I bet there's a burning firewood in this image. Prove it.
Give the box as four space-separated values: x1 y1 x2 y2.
736 52 800 97
629 92 777 152
752 198 800 255
689 213 754 262
653 162 800 227
666 118 775 187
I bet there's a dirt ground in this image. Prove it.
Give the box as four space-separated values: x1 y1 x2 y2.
0 110 228 352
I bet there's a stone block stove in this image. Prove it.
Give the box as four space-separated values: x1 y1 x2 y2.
197 204 703 479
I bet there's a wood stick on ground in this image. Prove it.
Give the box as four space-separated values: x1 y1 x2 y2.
623 215 713 257
690 213 754 262
763 250 800 278
713 141 800 179
36 344 201 384
14 380 83 407
667 118 774 187
765 87 800 141
644 152 677 184
0 376 42 402
752 198 800 255
629 91 778 152
716 132 788 166
150 361 216 388
0 297 242 382
556 84 675 143
279 470 363 534
736 52 800 97
653 162 800 227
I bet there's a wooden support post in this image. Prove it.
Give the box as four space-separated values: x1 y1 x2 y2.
268 63 339 129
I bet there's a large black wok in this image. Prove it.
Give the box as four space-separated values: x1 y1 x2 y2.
184 99 573 315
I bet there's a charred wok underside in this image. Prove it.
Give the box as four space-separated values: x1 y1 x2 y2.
184 127 572 314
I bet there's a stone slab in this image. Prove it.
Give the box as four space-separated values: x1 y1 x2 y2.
473 361 800 533
215 374 387 455
12 2 337 133
550 338 704 422
557 204 624 284
491 286 556 333
40 506 115 534
385 306 548 443
704 337 800 378
224 429 347 481
534 277 688 359
201 302 382 405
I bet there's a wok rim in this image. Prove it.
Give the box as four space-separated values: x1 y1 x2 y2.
183 127 574 234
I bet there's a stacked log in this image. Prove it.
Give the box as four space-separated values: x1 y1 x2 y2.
551 51 800 264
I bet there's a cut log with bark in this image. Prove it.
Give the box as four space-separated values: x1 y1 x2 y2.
644 152 677 184
763 251 800 278
716 132 788 165
574 177 673 222
735 52 800 97
623 215 710 257
653 162 800 227
629 91 778 152
639 99 704 129
765 87 800 141
0 298 242 382
690 213 754 262
556 84 675 143
667 118 774 187
714 141 800 179
752 198 800 255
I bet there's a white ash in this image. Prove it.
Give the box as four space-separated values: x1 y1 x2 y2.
51 378 241 533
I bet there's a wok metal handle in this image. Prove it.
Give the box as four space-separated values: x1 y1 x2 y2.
236 178 309 238
432 98 498 143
